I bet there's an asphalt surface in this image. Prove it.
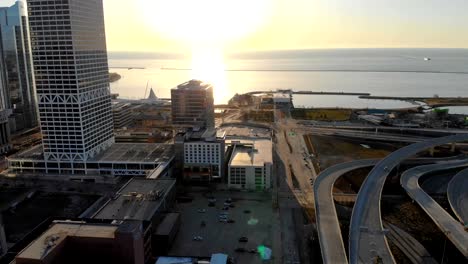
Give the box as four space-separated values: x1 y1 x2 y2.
447 167 468 225
400 161 468 258
310 125 468 136
349 134 468 264
314 159 379 264
273 118 316 264
306 127 429 144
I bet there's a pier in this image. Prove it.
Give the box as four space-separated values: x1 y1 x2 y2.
246 90 371 96
109 66 146 70
359 95 468 107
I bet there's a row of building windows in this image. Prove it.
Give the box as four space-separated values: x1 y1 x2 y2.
230 167 246 185
184 143 221 164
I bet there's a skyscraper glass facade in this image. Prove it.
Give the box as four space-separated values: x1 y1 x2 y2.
0 1 38 131
0 35 11 154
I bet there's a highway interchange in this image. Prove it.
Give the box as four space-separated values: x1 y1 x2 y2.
448 167 468 225
401 162 468 258
269 107 468 263
314 159 378 264
348 134 468 264
309 133 468 263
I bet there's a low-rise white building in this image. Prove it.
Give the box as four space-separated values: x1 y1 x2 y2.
228 140 272 190
175 128 225 182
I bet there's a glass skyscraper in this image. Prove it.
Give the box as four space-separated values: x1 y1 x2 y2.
0 1 38 131
0 39 11 154
27 0 114 162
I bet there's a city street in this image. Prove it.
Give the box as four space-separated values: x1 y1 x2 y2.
273 111 316 264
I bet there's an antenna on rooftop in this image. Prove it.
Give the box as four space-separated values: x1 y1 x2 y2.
143 80 149 98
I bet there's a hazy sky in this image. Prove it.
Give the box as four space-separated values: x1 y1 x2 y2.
3 0 468 52
104 0 468 52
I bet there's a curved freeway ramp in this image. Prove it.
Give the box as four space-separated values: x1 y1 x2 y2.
314 159 379 264
349 134 468 264
401 162 468 258
448 168 468 225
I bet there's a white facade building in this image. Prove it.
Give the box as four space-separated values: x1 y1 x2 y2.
7 0 176 180
184 142 222 165
184 141 223 178
27 0 114 162
228 140 272 190
175 128 225 182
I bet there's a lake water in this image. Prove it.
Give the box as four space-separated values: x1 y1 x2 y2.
108 49 468 112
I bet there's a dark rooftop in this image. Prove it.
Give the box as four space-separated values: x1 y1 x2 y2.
92 178 176 221
9 143 175 164
175 79 212 90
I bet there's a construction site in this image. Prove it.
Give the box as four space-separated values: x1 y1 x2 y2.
228 91 468 263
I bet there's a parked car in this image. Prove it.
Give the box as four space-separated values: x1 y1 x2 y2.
193 236 203 241
228 219 235 223
238 237 248 242
248 249 257 254
235 247 246 253
197 209 206 213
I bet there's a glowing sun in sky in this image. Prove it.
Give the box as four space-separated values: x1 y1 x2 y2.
137 0 273 102
137 0 272 45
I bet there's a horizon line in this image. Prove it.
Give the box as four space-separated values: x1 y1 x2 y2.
107 47 468 54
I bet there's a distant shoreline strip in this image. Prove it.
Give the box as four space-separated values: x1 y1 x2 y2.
160 67 468 75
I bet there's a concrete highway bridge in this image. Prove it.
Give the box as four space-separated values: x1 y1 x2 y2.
313 134 468 263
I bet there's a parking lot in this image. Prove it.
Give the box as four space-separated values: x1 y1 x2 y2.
170 190 275 263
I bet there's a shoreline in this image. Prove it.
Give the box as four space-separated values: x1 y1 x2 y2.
109 72 121 83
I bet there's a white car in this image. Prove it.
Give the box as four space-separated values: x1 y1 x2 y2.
193 236 203 241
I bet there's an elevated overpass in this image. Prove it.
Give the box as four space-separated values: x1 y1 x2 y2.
401 162 468 258
314 159 378 264
447 168 468 224
349 134 468 264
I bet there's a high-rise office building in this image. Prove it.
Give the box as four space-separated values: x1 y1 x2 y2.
7 0 174 181
0 1 38 131
171 79 215 129
0 38 11 155
27 0 114 161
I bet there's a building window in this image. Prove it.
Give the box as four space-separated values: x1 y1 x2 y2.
230 167 246 185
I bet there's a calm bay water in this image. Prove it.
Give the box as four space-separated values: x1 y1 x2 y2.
108 49 468 110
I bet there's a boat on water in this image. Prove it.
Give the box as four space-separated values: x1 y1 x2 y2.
424 57 431 61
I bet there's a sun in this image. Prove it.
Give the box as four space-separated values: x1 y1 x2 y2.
190 48 229 104
137 0 272 45
137 0 272 103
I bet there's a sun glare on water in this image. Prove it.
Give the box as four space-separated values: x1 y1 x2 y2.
137 0 272 102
